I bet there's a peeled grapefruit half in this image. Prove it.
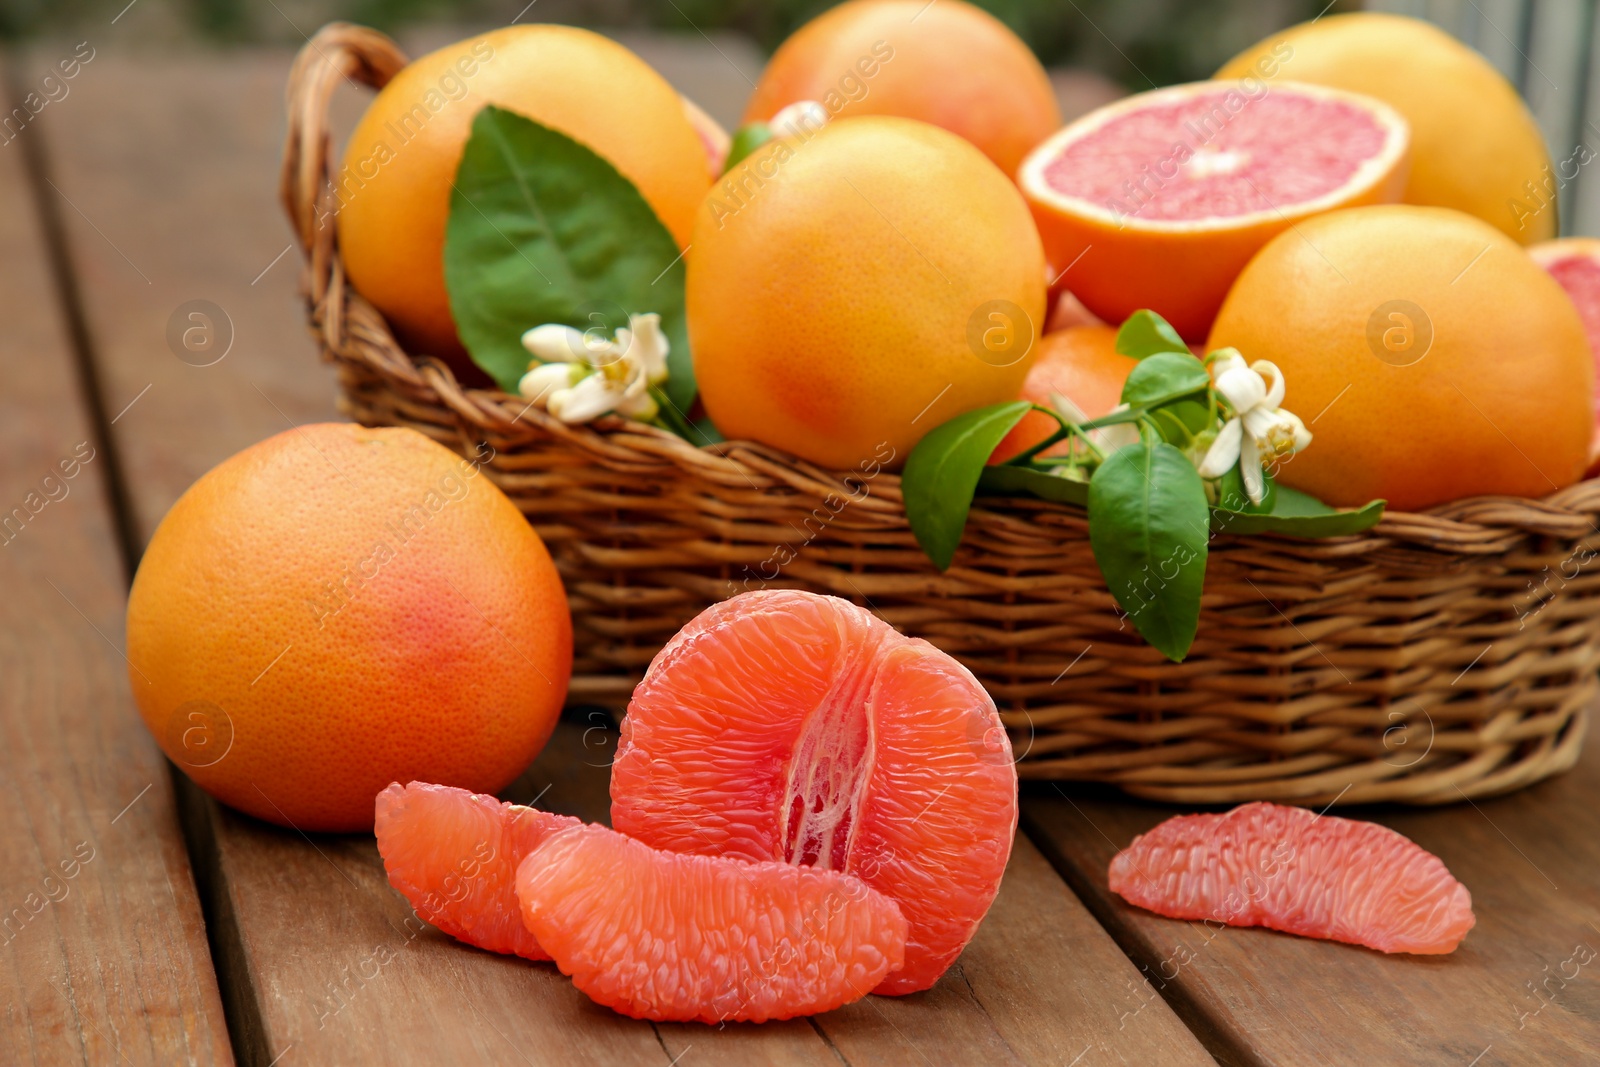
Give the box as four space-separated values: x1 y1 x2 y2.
1530 237 1600 474
1109 802 1475 955
610 589 1018 995
516 823 907 1022
374 781 579 960
1019 81 1411 340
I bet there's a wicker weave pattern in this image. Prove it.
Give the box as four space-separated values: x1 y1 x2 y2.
284 24 1594 806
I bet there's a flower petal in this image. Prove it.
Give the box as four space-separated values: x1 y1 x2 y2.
522 324 591 363
1241 447 1266 505
624 312 671 385
549 373 624 423
1252 360 1286 409
1215 362 1266 413
770 100 829 140
1196 417 1244 478
517 362 579 405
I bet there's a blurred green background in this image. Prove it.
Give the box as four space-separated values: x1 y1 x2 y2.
0 0 1342 88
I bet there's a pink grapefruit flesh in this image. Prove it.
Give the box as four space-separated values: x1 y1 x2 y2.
1109 802 1475 954
1530 237 1600 473
1019 80 1411 339
516 822 907 1022
609 589 1018 995
374 781 579 960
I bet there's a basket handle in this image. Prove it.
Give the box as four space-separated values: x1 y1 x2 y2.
280 23 409 253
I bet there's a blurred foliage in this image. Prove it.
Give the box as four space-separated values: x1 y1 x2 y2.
0 0 1343 87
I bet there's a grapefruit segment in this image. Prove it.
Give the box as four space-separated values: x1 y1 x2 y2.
374 781 579 960
1530 237 1600 474
1019 80 1410 339
515 823 908 1022
1109 802 1475 954
610 590 1018 995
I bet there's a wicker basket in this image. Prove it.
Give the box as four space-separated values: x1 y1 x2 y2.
283 24 1597 807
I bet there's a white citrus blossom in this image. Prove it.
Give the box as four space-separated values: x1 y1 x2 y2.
1047 392 1140 454
1195 348 1312 504
517 312 669 424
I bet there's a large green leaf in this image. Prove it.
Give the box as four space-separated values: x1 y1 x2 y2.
1211 484 1386 537
978 463 1089 507
1088 440 1209 661
1121 351 1210 409
443 106 695 409
1115 309 1190 359
903 401 1033 570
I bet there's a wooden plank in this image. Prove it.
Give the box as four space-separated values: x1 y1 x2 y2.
1023 738 1600 1066
0 59 232 1066
43 42 1213 1065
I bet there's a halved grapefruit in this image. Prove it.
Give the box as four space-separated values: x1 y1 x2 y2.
1109 802 1475 954
1530 237 1600 474
609 589 1018 995
516 822 907 1022
374 781 579 960
1020 80 1411 340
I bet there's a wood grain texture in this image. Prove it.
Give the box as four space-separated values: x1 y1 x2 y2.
0 60 232 1066
45 44 1216 1065
1024 742 1600 1067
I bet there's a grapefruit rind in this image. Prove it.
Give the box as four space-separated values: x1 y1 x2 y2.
374 781 580 960
610 589 1018 996
1019 80 1411 233
516 823 909 1023
1109 802 1475 955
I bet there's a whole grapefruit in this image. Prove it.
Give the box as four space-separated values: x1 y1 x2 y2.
688 116 1046 470
989 325 1137 463
336 27 710 364
743 0 1061 178
126 423 572 832
1217 12 1554 244
1208 206 1592 512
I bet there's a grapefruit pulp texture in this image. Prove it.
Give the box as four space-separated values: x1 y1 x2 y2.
1020 80 1409 340
375 782 579 960
517 823 908 1023
610 589 1019 995
1530 237 1600 473
1110 802 1475 954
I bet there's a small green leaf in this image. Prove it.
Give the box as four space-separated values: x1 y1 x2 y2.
903 401 1033 570
691 416 726 445
444 106 695 409
1088 439 1209 661
724 123 773 172
1215 463 1277 515
1116 309 1189 359
978 464 1088 507
1211 484 1386 537
1121 351 1210 409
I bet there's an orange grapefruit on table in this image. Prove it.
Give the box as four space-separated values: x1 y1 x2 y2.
1218 12 1554 244
989 325 1137 463
1208 205 1592 513
610 589 1018 995
743 0 1061 178
337 26 710 365
689 116 1046 470
126 424 572 832
1111 802 1475 954
1020 80 1410 341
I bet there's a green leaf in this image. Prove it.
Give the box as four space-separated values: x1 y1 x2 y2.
1121 351 1210 409
724 123 773 172
903 401 1033 570
1211 484 1386 537
978 463 1088 507
1088 440 1209 661
444 106 695 410
1115 309 1190 359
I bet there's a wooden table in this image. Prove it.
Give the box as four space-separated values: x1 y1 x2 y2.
3 38 1598 1067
